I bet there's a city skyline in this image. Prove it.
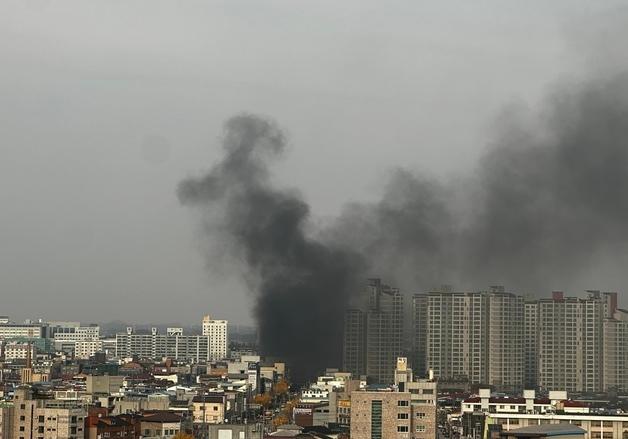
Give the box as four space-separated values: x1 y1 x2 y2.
3 1 628 324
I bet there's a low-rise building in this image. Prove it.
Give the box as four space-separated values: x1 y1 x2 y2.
86 374 124 395
350 390 412 439
140 412 182 438
192 394 226 425
499 425 587 439
12 386 87 439
486 413 628 439
86 409 140 439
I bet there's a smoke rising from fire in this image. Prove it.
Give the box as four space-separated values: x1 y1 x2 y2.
180 73 628 380
178 115 364 382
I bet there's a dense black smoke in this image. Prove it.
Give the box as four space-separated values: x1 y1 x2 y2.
180 73 628 381
331 73 628 294
178 115 364 382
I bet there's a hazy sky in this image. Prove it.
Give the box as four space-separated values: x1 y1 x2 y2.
1 0 624 324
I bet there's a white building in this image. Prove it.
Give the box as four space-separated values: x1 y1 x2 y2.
485 412 628 439
2 342 35 360
74 340 104 359
116 326 222 362
202 315 228 360
0 324 44 340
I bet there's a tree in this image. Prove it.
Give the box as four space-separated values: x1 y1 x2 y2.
253 393 272 408
272 414 289 428
274 379 289 395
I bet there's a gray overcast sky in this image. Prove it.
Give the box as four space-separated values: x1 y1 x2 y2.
0 0 623 324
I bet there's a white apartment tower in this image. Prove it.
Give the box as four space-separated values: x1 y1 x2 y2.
417 286 523 391
537 291 614 393
487 289 524 391
202 315 228 360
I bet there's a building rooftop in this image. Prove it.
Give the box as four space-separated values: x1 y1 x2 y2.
500 425 587 438
140 412 182 423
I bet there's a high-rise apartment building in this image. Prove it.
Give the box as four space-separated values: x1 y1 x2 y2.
367 279 404 384
603 308 628 392
343 309 366 378
116 316 228 362
412 294 428 378
202 315 228 360
523 301 539 389
343 278 404 384
487 290 524 391
537 291 613 393
415 286 523 390
116 328 216 362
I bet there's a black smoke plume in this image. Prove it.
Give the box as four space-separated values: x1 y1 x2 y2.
178 115 364 382
180 73 628 381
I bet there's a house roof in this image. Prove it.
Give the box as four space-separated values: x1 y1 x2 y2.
140 412 182 424
192 395 224 403
464 397 551 405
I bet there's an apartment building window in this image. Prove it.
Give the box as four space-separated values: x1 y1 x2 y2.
398 426 409 432
398 413 409 420
416 425 426 432
398 400 409 407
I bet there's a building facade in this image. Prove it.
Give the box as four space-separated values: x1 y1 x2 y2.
343 278 404 384
350 391 412 439
201 316 228 360
602 308 628 392
12 387 87 439
116 316 228 362
343 309 366 378
523 301 539 389
537 291 615 393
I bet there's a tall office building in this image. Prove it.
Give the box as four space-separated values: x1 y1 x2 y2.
537 291 613 393
342 278 404 384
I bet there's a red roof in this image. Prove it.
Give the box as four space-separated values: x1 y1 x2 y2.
561 400 589 407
